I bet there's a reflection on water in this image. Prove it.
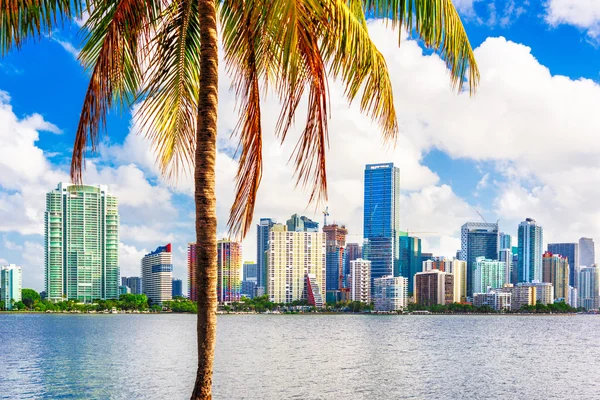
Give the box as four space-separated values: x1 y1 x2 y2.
2 314 599 399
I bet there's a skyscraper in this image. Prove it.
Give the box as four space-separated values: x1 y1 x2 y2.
579 237 595 267
547 243 578 288
517 218 543 283
399 234 422 294
460 222 499 297
286 214 319 232
363 163 400 289
542 252 569 302
343 243 362 287
172 279 183 297
256 218 275 294
473 257 506 294
323 223 348 303
579 266 599 310
0 264 22 310
121 277 142 295
142 244 173 305
217 239 242 304
499 233 512 251
45 183 119 302
267 224 325 304
187 243 197 301
498 249 513 285
445 258 467 303
243 262 258 281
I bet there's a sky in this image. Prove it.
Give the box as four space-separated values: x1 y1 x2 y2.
1 0 600 293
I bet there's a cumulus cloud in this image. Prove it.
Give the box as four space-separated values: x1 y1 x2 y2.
545 0 600 40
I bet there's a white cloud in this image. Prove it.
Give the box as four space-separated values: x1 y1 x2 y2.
49 37 81 60
545 0 600 39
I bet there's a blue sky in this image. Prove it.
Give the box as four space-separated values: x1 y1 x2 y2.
2 0 600 292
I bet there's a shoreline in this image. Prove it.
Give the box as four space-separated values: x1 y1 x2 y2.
0 311 590 316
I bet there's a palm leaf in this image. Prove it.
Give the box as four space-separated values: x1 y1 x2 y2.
0 0 83 55
363 0 480 92
71 0 159 183
136 0 201 180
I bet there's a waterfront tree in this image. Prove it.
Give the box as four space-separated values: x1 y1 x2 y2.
22 289 41 309
2 0 478 397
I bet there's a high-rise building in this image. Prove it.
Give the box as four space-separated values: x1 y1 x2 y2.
350 259 371 304
499 249 513 285
305 273 324 308
502 283 536 310
569 286 578 308
579 266 599 310
499 233 512 251
460 222 499 297
343 243 362 287
241 280 257 299
420 252 434 265
473 290 511 311
121 277 142 295
517 218 543 283
548 243 578 288
141 244 173 305
446 258 467 303
414 270 454 306
256 218 276 294
398 234 422 294
243 262 258 281
579 237 595 267
187 243 197 301
542 252 569 302
473 257 506 294
0 265 22 310
172 279 183 297
363 163 400 291
323 223 348 303
422 256 450 272
217 239 242 304
267 224 325 305
45 183 119 302
286 214 319 232
374 276 408 311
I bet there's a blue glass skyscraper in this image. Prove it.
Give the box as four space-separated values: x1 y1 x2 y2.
256 218 275 292
363 163 400 287
547 243 578 288
398 234 422 294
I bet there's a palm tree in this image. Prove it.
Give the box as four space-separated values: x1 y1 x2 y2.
2 0 478 398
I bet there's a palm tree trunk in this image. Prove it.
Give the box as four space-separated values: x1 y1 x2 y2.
191 0 218 398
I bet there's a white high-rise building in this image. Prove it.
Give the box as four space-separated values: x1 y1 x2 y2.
267 224 325 305
350 259 371 304
45 183 119 302
142 244 173 305
499 248 513 285
374 276 408 311
473 257 506 294
1 264 22 310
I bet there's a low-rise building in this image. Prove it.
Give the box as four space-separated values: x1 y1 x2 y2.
473 290 512 311
374 276 408 311
502 283 536 310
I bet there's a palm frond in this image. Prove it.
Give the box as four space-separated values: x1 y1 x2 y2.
221 0 267 237
363 0 479 93
323 0 398 141
0 0 83 55
71 0 159 183
136 0 201 180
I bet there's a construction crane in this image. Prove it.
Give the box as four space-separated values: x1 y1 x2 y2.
322 206 330 227
405 230 438 236
476 211 487 223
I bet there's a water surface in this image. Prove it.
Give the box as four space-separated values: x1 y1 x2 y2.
1 314 598 399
